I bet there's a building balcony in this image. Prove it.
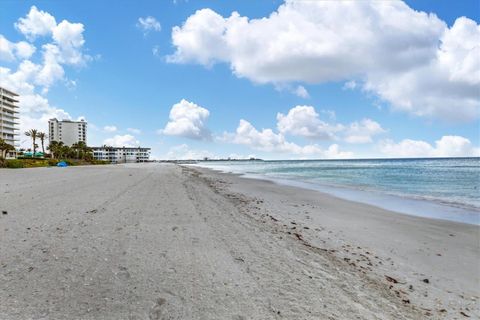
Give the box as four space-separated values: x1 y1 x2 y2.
1 114 19 120
0 121 18 128
1 100 19 108
0 119 19 125
1 108 18 114
0 119 18 125
1 137 16 143
0 129 17 135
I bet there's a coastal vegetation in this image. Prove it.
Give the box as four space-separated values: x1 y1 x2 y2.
0 131 109 168
37 131 47 155
48 141 93 160
0 157 108 169
24 129 39 156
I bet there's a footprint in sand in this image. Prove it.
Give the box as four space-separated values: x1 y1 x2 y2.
149 297 166 320
116 266 131 280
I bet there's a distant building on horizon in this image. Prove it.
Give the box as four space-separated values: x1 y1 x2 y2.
0 86 19 158
49 118 87 146
92 146 151 163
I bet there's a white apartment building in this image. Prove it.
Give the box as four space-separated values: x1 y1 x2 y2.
92 146 151 163
0 86 19 157
49 118 87 146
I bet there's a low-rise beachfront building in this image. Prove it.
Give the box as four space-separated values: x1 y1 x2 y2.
49 118 87 146
0 86 19 158
92 146 151 163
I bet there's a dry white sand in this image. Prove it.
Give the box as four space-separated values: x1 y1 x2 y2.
0 163 478 319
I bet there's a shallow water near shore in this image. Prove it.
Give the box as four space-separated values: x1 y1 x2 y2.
194 157 480 225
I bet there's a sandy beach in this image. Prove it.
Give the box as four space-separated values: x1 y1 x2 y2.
0 163 478 319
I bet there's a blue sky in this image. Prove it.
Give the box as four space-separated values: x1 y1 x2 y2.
0 0 479 159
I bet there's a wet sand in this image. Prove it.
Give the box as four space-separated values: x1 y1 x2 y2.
0 163 478 319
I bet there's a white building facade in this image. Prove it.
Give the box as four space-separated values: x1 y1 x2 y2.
92 146 150 163
0 87 19 158
49 118 87 146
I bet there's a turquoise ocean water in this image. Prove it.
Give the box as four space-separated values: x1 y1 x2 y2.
195 158 480 225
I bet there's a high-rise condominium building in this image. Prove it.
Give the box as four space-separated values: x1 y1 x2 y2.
49 118 87 146
0 86 19 155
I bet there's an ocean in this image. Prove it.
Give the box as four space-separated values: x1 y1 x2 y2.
195 157 480 225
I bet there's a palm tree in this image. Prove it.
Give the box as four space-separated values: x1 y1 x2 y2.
71 142 80 159
58 145 73 159
0 138 15 159
37 132 47 155
48 141 64 159
25 129 38 156
75 141 92 160
83 144 93 160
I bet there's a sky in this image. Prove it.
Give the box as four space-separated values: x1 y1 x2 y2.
0 0 479 160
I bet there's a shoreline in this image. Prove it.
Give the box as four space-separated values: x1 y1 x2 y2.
195 165 477 227
191 163 480 225
191 165 480 318
1 163 478 319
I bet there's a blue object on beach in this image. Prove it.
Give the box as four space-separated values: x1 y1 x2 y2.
57 161 68 167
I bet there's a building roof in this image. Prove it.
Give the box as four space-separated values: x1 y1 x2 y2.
0 86 19 96
92 146 151 150
49 118 86 123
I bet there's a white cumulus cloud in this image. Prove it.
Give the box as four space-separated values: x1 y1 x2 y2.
168 1 479 121
14 41 36 59
7 6 92 94
364 16 480 122
137 16 161 34
344 119 386 144
15 6 57 40
0 6 92 147
277 105 343 140
51 20 89 66
0 35 36 61
103 134 140 148
227 119 353 158
277 105 385 143
162 99 211 140
379 136 480 158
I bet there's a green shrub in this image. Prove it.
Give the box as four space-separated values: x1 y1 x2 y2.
1 157 110 169
5 159 25 168
25 160 49 168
